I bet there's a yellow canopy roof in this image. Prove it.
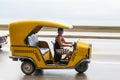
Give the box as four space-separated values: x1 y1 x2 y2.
9 19 72 46
10 19 72 29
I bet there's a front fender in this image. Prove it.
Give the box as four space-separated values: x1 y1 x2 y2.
75 59 90 68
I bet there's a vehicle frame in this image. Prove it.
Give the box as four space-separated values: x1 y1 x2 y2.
9 20 92 75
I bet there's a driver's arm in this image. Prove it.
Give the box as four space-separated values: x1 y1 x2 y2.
62 37 72 44
56 36 72 47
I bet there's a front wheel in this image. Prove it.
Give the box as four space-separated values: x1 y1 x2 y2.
75 63 88 73
21 61 35 75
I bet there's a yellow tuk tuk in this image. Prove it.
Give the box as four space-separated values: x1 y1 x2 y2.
9 20 92 75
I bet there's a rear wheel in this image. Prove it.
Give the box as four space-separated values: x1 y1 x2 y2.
75 63 88 73
21 61 35 75
0 45 2 48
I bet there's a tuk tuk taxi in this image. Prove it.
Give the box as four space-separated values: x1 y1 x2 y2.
9 20 92 75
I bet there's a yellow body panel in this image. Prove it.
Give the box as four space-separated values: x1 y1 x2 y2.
43 50 53 61
68 41 89 66
11 46 45 67
11 40 90 69
56 41 90 68
11 46 57 68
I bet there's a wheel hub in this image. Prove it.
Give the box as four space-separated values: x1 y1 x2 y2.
24 65 31 71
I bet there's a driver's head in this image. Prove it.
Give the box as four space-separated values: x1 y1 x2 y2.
58 28 64 35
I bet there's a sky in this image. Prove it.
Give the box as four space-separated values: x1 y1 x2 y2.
0 0 120 25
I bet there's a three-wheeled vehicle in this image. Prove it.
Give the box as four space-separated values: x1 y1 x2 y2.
9 20 92 75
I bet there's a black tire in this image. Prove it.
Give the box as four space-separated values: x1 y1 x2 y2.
0 45 2 48
21 61 35 75
75 63 88 73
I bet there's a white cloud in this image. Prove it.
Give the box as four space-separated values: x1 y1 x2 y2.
0 0 120 25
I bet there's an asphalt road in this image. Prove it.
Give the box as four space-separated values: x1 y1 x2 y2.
0 41 120 80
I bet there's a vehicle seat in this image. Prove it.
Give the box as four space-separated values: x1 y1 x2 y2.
28 34 39 46
51 41 62 62
52 41 69 64
28 34 49 54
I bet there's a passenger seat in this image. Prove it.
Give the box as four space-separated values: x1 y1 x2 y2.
28 34 49 55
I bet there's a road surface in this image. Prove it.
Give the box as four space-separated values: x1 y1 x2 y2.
0 38 120 80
